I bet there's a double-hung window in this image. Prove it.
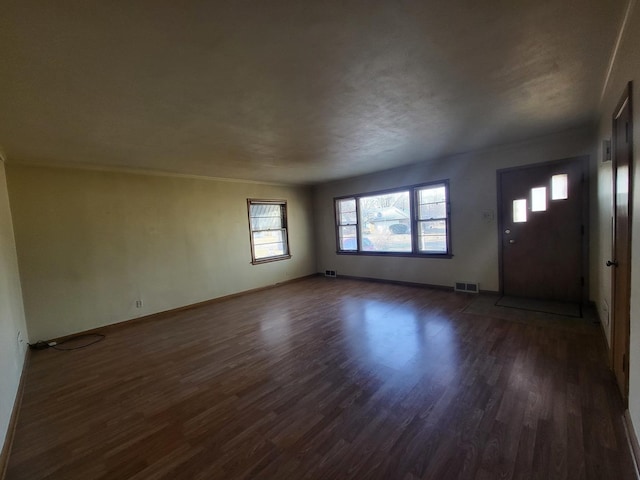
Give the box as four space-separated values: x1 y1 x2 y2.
415 183 448 253
336 198 358 251
247 199 291 264
335 181 451 257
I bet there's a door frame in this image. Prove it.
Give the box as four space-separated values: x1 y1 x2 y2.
496 156 590 301
610 81 633 404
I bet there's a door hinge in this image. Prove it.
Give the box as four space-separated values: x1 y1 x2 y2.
623 353 628 373
581 225 585 235
581 276 585 286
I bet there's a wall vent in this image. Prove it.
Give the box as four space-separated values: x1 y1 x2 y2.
454 281 479 293
325 270 337 278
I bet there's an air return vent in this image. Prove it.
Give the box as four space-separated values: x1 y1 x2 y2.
325 270 337 278
454 282 479 293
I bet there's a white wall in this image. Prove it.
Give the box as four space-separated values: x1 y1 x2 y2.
0 158 28 460
314 127 592 292
6 165 316 342
593 0 640 440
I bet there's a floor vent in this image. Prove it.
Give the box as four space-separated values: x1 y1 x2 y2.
455 281 479 293
325 270 337 278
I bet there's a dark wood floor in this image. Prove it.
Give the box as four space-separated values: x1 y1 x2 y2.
6 277 637 479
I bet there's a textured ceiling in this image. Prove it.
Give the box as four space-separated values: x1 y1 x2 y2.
0 1 628 184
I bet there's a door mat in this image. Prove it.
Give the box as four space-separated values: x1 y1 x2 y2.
461 295 597 333
495 296 582 318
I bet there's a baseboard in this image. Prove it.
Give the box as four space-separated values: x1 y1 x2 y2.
323 273 502 295
0 349 29 480
624 410 640 479
328 273 454 291
592 302 613 368
49 273 320 344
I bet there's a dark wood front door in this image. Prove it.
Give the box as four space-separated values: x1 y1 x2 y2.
498 157 586 302
610 83 633 404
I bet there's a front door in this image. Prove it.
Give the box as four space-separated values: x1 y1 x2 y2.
498 157 586 302
610 83 633 404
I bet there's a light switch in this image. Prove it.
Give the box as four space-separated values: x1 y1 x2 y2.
482 210 495 222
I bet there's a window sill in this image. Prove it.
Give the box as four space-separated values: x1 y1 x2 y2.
336 251 453 259
251 254 292 265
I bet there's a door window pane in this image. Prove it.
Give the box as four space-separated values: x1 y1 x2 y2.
513 199 527 223
531 187 547 212
551 174 568 200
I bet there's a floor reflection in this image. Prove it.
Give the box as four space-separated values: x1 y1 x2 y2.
259 309 292 348
342 298 458 372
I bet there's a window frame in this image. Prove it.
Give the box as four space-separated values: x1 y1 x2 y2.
334 180 452 258
247 199 292 265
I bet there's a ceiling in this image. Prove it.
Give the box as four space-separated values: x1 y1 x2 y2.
0 1 628 184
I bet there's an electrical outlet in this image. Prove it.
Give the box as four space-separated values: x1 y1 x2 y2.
136 300 143 308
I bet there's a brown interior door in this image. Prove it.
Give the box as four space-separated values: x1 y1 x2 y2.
499 158 585 301
610 83 633 404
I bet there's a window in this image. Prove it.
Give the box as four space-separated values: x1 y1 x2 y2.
359 191 411 252
247 200 291 264
513 199 527 223
416 184 448 253
335 181 451 257
530 187 547 212
551 174 568 200
336 198 359 251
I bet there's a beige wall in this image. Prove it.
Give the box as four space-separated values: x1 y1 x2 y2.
6 165 315 342
0 158 28 456
593 0 640 442
314 127 592 292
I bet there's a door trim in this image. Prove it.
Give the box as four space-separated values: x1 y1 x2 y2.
496 156 590 300
610 81 633 404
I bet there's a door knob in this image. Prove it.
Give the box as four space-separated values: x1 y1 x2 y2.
504 229 511 234
509 239 516 244
606 260 618 267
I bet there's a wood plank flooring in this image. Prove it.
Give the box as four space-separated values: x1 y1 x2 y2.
6 277 637 479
